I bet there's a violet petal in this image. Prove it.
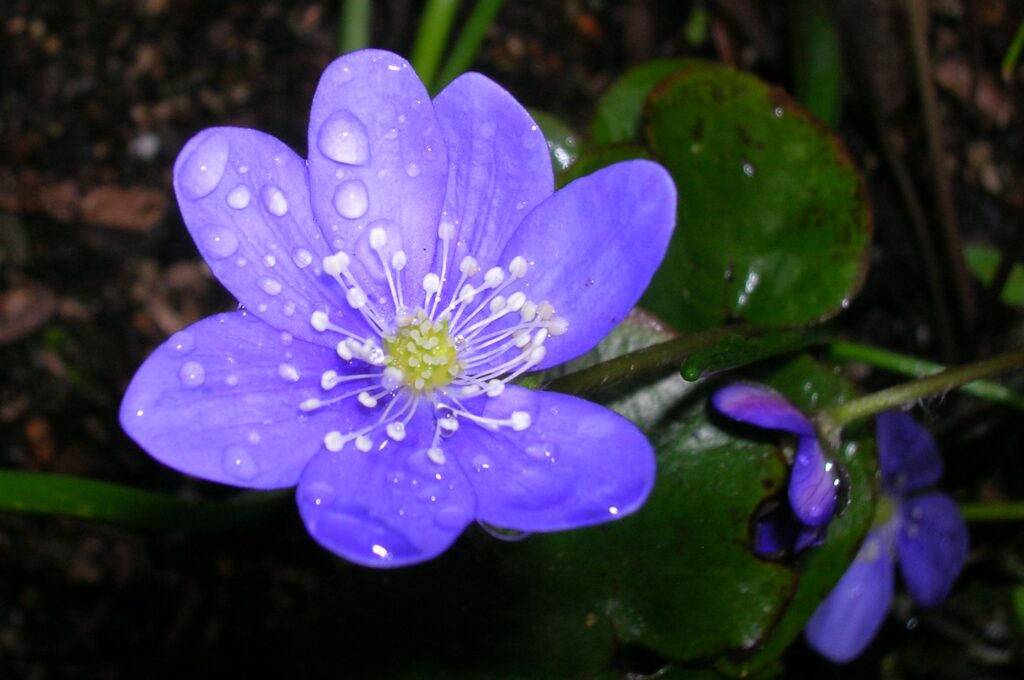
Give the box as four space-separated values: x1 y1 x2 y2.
789 436 838 526
711 383 816 437
805 529 895 663
896 492 969 606
120 312 349 489
877 410 943 496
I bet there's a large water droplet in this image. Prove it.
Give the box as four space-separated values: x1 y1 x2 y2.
261 185 289 216
201 226 239 259
226 185 250 209
167 330 195 355
222 446 258 480
292 248 313 268
262 254 276 267
277 363 300 382
333 179 369 219
258 276 283 296
404 162 420 178
178 132 229 199
179 361 206 388
317 110 370 165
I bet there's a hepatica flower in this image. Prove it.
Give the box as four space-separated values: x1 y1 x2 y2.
120 50 676 567
804 411 968 663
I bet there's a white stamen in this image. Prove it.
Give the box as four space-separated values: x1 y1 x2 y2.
489 295 506 313
483 266 504 287
548 317 569 335
324 431 344 451
336 341 353 361
422 273 440 293
506 292 526 312
347 287 368 309
355 435 373 452
391 250 407 270
382 366 404 389
437 221 455 239
386 422 406 441
537 301 554 320
508 256 528 279
485 379 505 397
358 391 378 408
509 411 531 431
311 310 330 332
321 370 339 390
520 301 537 322
427 447 446 464
300 398 322 411
533 328 549 346
369 227 387 249
459 256 479 277
323 252 350 276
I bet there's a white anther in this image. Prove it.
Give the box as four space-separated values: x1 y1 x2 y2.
532 328 549 346
324 431 344 451
520 301 537 322
514 330 532 348
323 251 350 276
485 379 505 397
427 447 447 464
489 295 507 313
458 283 475 304
439 416 459 432
357 391 378 408
437 221 455 239
386 422 406 441
422 272 440 293
484 266 505 287
528 346 547 364
506 291 526 312
346 287 368 309
508 256 528 279
300 398 322 412
548 317 569 335
321 370 339 390
336 341 353 361
459 256 479 276
382 366 404 389
391 250 407 271
536 301 554 320
355 435 373 452
509 411 531 431
461 385 482 396
369 227 387 249
310 310 330 332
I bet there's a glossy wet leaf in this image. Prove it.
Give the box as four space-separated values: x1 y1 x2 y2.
591 59 705 146
680 328 825 381
642 64 871 332
529 108 583 173
965 244 1024 306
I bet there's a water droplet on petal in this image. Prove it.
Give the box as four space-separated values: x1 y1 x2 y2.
261 185 289 216
258 277 283 296
226 185 250 209
167 330 195 355
282 301 296 317
478 521 531 542
333 179 369 219
471 454 492 472
222 446 258 480
404 162 420 178
277 363 300 382
178 361 205 388
317 110 370 165
302 481 336 507
201 226 239 259
178 132 229 199
292 248 313 268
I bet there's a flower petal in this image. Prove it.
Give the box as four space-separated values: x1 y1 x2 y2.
752 504 826 558
454 386 655 531
174 127 368 347
431 72 553 300
711 383 816 437
296 411 476 568
789 436 839 526
805 529 895 663
120 312 350 489
896 492 968 606
494 160 676 369
307 49 448 324
877 411 943 496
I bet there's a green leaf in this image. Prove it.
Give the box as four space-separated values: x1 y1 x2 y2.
591 59 706 146
680 329 825 381
964 244 1024 306
529 108 584 174
642 64 871 332
789 0 843 127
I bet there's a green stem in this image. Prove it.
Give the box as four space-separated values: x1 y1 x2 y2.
410 0 461 90
433 0 504 93
828 340 1024 410
959 501 1024 522
546 324 755 396
818 346 1024 437
1002 19 1024 81
0 471 288 531
339 0 373 54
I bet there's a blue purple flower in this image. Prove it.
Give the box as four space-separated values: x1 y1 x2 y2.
119 49 676 567
804 411 969 663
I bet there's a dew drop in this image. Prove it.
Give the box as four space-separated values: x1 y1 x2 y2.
742 161 756 178
404 162 420 178
222 446 258 480
178 361 205 388
258 277 283 296
292 248 313 268
317 110 370 165
279 332 293 346
302 481 335 507
226 185 250 209
333 179 369 219
773 106 784 118
282 301 296 317
471 454 492 472
277 363 300 382
383 128 399 140
201 226 239 260
225 374 239 387
261 185 289 216
167 330 195 355
178 132 229 199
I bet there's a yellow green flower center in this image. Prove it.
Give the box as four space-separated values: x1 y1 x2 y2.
383 314 464 394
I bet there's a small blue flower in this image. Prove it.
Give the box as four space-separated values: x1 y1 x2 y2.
713 383 840 529
120 50 676 567
804 411 969 663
